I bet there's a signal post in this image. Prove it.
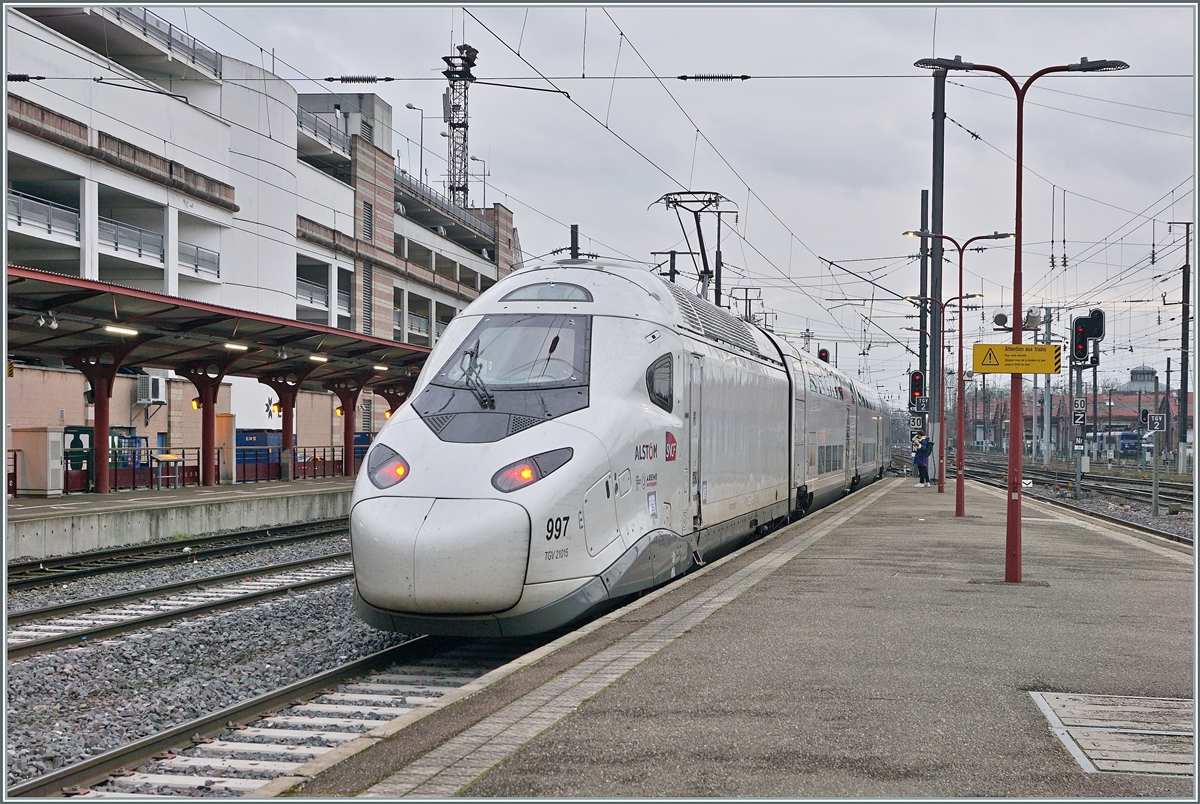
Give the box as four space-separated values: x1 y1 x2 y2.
1069 310 1106 499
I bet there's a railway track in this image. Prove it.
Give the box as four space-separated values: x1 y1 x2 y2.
5 554 353 659
8 635 547 798
965 459 1193 511
6 518 349 591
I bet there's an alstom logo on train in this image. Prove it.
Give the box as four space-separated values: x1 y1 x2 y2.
634 443 658 461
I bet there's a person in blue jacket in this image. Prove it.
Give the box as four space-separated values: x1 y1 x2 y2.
913 432 932 487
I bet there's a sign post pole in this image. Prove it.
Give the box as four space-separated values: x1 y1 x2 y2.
1152 376 1161 517
1074 370 1085 500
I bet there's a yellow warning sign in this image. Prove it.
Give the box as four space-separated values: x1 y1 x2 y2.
972 344 1062 374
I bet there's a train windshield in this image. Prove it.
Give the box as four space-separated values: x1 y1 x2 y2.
432 314 591 391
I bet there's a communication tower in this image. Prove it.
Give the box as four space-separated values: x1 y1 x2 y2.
443 44 478 208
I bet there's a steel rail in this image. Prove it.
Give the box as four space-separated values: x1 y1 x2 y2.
7 518 347 574
6 569 354 659
7 520 348 590
7 551 352 625
967 465 1193 510
6 636 454 798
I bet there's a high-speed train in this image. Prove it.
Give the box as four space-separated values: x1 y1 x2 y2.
351 258 889 637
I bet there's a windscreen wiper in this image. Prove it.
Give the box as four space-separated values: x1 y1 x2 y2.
460 340 495 409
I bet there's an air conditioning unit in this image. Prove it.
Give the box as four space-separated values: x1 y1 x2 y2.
136 375 167 405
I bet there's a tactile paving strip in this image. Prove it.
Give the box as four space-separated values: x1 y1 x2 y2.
1030 692 1194 776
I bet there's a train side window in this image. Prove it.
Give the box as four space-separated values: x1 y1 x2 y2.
646 354 673 412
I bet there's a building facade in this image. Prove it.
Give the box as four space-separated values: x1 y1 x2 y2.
6 6 520 453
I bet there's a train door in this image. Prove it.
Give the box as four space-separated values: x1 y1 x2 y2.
791 357 807 499
688 354 703 532
844 402 854 490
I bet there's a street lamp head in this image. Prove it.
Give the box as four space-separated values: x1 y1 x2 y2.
470 155 482 162
405 103 417 109
1068 57 1129 72
988 231 1015 240
963 293 983 300
902 229 930 238
914 55 974 71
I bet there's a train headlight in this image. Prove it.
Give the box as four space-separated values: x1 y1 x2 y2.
367 444 410 489
491 448 574 493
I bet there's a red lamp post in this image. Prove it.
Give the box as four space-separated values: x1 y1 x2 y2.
913 55 1128 582
906 230 1013 514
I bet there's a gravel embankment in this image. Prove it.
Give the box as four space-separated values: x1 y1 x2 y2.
5 582 410 787
7 534 352 613
1027 485 1194 542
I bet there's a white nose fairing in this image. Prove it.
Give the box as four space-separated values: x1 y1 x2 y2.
352 497 530 614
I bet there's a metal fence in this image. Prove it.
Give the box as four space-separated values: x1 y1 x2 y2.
63 447 202 493
105 7 222 77
179 241 220 277
237 446 358 482
293 446 350 479
98 216 165 262
297 106 351 154
7 190 80 239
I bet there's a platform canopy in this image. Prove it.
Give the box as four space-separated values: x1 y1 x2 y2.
5 265 430 389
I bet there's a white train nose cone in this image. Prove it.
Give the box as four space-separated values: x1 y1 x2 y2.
352 497 531 614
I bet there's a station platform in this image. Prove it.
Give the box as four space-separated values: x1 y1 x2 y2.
266 476 1194 798
5 476 355 561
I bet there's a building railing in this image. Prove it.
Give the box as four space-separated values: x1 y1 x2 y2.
104 7 222 78
408 312 430 335
296 277 330 307
394 167 495 240
98 216 165 262
179 241 220 277
393 309 404 329
436 320 448 337
297 106 351 154
336 289 351 314
7 190 80 240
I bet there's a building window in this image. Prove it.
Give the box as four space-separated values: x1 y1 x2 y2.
362 202 373 241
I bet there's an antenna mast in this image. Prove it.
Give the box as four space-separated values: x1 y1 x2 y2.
443 44 478 207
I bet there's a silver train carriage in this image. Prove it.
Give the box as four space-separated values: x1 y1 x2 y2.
351 259 888 637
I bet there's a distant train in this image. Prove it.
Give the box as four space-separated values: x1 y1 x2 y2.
350 259 890 637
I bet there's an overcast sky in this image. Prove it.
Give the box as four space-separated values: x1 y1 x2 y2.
148 3 1196 404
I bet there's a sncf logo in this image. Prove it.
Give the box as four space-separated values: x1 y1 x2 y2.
634 442 659 461
665 431 677 461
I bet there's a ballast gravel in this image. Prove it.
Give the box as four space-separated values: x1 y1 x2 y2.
7 533 352 613
1026 484 1194 541
5 581 410 788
